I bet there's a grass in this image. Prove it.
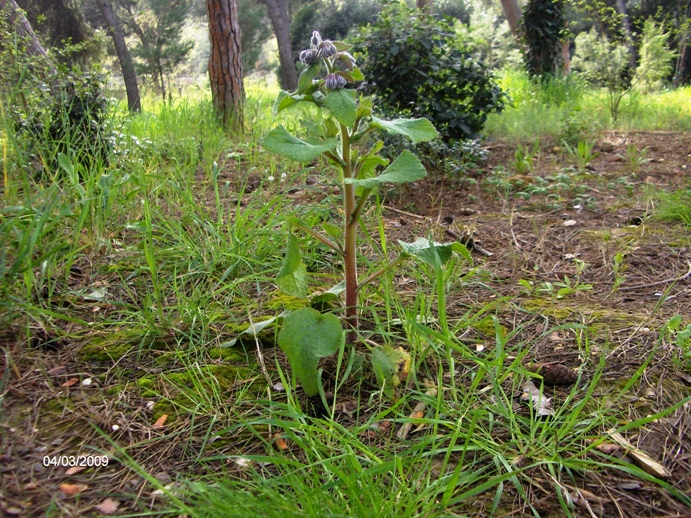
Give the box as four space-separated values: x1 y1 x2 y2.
485 68 691 142
2 75 690 516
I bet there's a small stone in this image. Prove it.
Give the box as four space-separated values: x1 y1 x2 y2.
82 378 92 386
563 219 577 227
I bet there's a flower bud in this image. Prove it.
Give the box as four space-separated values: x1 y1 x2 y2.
325 73 347 90
335 52 356 70
318 40 337 59
310 31 322 48
299 48 319 65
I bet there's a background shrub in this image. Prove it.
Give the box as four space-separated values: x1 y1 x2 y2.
351 3 506 143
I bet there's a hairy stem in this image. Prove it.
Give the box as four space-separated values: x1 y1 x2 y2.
341 123 358 338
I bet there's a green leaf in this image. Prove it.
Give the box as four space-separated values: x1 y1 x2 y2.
310 280 346 305
261 126 338 162
344 150 426 189
357 154 388 180
372 345 411 394
398 237 472 267
370 116 439 143
277 308 343 396
275 91 304 113
323 89 357 127
323 118 339 138
350 66 364 82
334 41 352 52
221 312 289 347
298 62 322 94
276 233 308 298
322 222 342 240
57 153 74 177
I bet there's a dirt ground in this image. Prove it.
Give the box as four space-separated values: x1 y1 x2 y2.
1 131 690 517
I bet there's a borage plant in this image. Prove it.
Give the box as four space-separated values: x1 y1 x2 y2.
261 32 466 397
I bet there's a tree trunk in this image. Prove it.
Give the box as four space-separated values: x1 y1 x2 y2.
0 0 52 62
615 0 636 70
206 0 244 131
416 0 432 13
499 0 522 41
260 0 297 91
158 62 166 102
673 0 691 87
94 0 141 112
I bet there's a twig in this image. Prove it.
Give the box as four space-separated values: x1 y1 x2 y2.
444 228 493 257
382 205 428 220
247 313 271 385
618 261 691 292
396 387 437 440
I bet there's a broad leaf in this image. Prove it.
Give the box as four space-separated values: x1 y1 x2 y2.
261 126 338 162
398 237 469 266
278 308 343 396
372 345 411 394
276 233 308 298
222 312 288 348
310 280 346 305
322 222 342 240
345 150 425 189
350 66 365 82
370 116 439 143
298 63 321 94
323 89 357 127
275 91 304 114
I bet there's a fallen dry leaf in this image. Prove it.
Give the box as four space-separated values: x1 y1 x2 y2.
521 381 554 416
65 466 86 476
273 433 288 451
59 483 88 496
607 429 672 479
95 498 120 515
153 414 168 429
61 378 79 388
47 366 66 376
595 442 621 455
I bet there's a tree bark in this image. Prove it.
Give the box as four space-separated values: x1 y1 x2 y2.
0 0 51 61
206 0 244 131
615 0 636 70
260 0 297 91
416 0 432 13
499 0 522 41
94 0 141 112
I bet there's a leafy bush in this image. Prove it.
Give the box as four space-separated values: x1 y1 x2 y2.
290 0 381 56
636 18 677 92
351 4 506 142
0 24 110 178
520 0 566 77
11 72 111 177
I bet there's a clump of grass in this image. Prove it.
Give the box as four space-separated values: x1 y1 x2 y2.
656 183 691 227
485 68 691 142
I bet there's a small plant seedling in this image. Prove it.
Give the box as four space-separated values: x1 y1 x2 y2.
562 139 600 171
612 251 627 292
512 139 540 174
625 144 649 173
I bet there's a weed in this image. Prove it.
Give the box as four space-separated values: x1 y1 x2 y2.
624 143 649 173
512 139 540 174
562 139 600 171
656 183 691 227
